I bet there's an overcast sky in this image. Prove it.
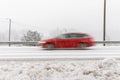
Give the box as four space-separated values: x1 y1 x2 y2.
0 0 120 40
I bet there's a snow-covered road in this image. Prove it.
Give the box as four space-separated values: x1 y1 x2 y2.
0 46 120 59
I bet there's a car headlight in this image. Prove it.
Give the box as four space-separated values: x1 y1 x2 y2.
39 41 46 44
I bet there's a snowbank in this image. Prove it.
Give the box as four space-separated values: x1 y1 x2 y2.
0 58 119 80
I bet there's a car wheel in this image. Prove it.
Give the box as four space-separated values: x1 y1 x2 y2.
77 43 87 49
44 43 54 49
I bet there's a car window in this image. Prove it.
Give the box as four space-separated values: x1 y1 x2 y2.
69 34 88 38
69 34 78 38
57 34 69 38
77 34 88 37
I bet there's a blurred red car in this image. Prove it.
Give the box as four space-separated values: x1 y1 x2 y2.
38 32 94 49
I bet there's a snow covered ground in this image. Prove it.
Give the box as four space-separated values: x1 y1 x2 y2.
0 58 119 80
0 46 119 80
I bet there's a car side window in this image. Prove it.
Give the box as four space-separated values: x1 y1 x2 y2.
77 34 87 37
69 34 88 38
69 34 78 38
58 34 69 38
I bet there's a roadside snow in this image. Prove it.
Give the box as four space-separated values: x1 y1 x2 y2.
0 58 119 80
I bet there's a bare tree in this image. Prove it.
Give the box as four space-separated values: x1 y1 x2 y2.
21 30 41 46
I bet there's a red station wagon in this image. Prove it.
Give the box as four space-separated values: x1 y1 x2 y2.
38 32 94 49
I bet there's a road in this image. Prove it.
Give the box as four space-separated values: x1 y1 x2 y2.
0 46 119 60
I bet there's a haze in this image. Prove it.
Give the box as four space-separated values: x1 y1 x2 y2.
0 0 120 41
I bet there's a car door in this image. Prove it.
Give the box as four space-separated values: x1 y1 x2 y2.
68 34 79 47
74 33 89 47
55 34 72 48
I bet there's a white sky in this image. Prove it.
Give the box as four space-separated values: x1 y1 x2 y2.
0 0 120 40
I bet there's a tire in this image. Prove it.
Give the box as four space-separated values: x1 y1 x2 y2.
44 43 54 49
77 43 87 49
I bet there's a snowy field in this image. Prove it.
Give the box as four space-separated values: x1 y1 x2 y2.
0 59 119 80
0 46 119 80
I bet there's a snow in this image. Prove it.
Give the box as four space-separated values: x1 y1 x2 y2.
0 59 118 80
0 46 120 59
0 46 119 79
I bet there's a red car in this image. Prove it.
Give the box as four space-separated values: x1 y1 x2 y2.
38 32 94 49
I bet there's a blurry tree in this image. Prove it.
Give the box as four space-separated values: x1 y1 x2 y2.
21 30 41 46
